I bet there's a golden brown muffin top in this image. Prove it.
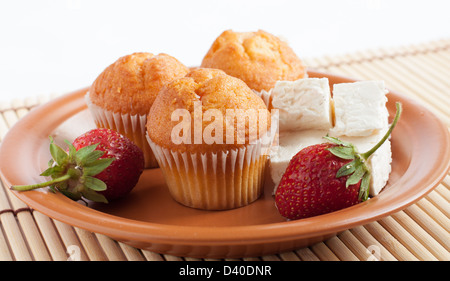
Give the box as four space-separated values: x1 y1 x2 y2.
147 68 271 153
185 67 227 84
89 52 189 116
201 29 306 92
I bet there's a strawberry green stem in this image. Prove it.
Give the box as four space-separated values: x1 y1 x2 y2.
11 174 71 191
361 102 402 160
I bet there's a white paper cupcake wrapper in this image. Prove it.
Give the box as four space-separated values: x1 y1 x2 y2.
253 89 272 108
146 126 276 210
85 92 158 168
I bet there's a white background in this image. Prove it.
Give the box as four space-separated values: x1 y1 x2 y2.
0 0 449 102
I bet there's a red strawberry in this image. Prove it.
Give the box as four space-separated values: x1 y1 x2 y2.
72 128 145 201
275 102 402 220
275 142 362 220
11 128 144 203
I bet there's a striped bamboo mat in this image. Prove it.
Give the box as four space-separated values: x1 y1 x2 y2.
0 39 449 261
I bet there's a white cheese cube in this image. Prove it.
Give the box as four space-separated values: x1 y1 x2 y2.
271 78 333 132
331 80 388 137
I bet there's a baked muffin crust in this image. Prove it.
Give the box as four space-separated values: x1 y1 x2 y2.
89 52 189 116
147 68 271 153
201 30 306 92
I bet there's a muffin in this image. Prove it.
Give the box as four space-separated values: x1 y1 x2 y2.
146 68 275 210
86 52 189 168
201 29 307 104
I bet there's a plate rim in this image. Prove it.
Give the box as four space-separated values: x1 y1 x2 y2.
1 71 449 248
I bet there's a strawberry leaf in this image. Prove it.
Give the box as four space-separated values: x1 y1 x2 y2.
49 138 68 165
328 146 355 160
83 158 115 176
359 173 371 201
346 164 366 187
84 176 107 191
65 140 77 161
80 150 105 166
82 188 108 203
40 166 63 177
336 160 356 177
75 143 99 164
323 135 352 147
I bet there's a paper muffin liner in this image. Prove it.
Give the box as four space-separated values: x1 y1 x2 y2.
85 92 158 168
253 89 272 108
146 125 276 210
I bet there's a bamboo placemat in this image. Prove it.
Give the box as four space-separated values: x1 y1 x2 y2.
0 39 449 261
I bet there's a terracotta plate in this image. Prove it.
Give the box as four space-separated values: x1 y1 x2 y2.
1 71 449 258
